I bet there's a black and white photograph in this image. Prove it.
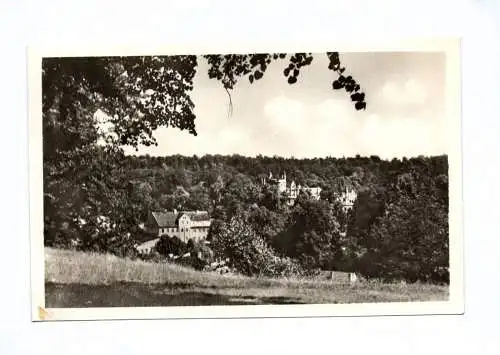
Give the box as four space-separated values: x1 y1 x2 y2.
29 40 463 320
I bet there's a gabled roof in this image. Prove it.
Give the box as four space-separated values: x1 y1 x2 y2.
150 210 210 227
151 211 178 227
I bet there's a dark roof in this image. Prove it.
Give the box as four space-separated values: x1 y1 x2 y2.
184 211 210 222
133 230 161 243
151 211 177 227
150 211 210 227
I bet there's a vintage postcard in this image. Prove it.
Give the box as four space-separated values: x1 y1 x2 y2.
29 38 463 321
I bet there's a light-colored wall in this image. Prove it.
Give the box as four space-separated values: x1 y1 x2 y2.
156 224 211 243
136 238 160 254
191 219 211 228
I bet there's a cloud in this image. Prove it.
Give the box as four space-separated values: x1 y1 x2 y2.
380 78 428 106
122 53 447 159
264 96 306 134
356 114 445 158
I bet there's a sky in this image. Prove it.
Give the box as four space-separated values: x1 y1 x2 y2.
120 52 447 159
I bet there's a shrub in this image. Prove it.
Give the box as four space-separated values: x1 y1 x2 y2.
155 235 188 257
175 254 206 271
210 214 303 277
188 239 215 262
262 255 305 277
137 250 166 263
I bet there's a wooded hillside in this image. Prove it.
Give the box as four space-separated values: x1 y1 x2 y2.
45 152 449 283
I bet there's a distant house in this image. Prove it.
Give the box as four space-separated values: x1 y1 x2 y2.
135 238 160 254
145 209 213 243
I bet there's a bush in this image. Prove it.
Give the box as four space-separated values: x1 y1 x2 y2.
155 235 188 257
175 254 206 271
137 250 166 263
262 255 305 277
210 215 304 277
187 239 215 262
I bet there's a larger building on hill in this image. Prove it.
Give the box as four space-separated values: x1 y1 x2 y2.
262 171 357 210
145 209 213 243
337 187 357 211
263 172 322 206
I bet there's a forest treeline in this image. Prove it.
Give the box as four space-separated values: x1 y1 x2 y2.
44 152 449 284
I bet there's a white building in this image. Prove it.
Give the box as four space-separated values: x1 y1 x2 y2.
263 171 357 210
145 209 212 243
264 172 322 206
338 187 357 211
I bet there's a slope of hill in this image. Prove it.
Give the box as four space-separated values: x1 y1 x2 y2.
45 248 448 307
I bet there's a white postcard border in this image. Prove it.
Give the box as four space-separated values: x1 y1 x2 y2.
29 37 463 321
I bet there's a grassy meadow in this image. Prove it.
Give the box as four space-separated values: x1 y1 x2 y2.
45 247 449 307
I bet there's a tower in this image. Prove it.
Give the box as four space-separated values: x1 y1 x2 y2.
277 171 287 193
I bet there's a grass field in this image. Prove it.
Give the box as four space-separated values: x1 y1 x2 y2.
45 247 449 307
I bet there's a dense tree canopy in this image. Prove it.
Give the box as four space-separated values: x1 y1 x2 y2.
121 153 448 282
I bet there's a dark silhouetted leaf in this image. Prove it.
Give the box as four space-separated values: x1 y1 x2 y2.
332 80 343 90
345 84 355 93
355 101 366 110
351 92 361 101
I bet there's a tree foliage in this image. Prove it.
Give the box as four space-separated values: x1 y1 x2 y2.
347 159 449 283
276 195 344 270
155 235 188 257
210 211 304 277
204 53 366 114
